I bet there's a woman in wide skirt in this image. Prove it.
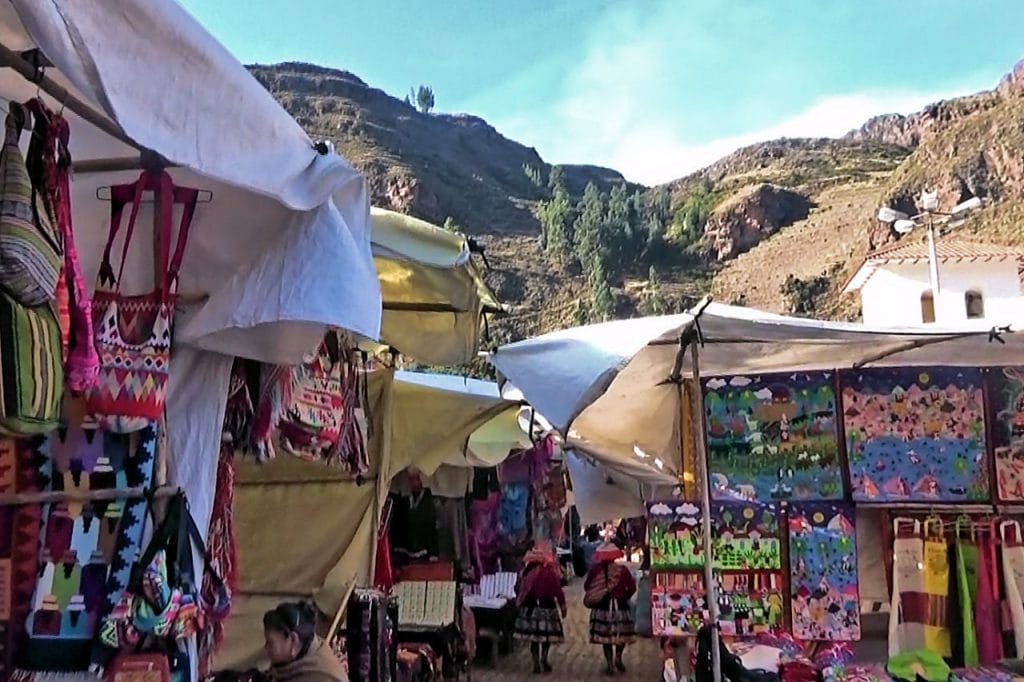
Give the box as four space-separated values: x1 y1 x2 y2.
584 542 637 675
514 541 567 674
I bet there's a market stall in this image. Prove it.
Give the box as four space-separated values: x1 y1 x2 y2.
0 2 382 680
492 301 1024 680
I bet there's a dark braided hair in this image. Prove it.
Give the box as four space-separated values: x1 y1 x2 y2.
263 600 318 657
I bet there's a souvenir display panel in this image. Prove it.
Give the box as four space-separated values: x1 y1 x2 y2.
988 367 1024 502
842 367 989 502
647 501 786 637
704 372 844 501
788 502 861 641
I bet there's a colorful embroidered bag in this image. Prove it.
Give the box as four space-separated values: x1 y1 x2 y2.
85 171 197 432
0 104 62 306
0 288 63 436
25 98 100 391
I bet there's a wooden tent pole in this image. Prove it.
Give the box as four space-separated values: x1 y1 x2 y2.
0 484 179 507
690 339 722 682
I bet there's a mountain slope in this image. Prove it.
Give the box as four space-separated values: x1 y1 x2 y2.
250 59 1024 352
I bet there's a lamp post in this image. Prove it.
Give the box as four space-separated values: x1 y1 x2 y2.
877 191 984 298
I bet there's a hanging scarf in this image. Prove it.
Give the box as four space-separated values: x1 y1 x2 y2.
199 445 238 672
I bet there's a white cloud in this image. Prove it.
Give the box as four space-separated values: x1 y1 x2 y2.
649 503 673 515
491 2 997 186
754 388 774 400
729 377 753 387
706 378 727 390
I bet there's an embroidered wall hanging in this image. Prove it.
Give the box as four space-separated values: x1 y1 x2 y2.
703 372 844 501
647 501 786 637
788 502 861 641
988 367 1024 502
648 501 705 572
22 424 156 669
842 367 989 502
0 437 43 679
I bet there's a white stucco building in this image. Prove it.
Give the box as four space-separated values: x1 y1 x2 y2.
843 240 1024 327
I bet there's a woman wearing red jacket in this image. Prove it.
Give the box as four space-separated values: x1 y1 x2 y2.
584 542 637 675
514 541 567 674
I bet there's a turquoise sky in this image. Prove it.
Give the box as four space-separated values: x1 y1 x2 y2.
180 1 1024 184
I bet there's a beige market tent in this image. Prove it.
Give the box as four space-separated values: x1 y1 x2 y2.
371 208 503 366
219 370 520 669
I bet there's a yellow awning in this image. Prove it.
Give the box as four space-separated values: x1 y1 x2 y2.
371 208 502 366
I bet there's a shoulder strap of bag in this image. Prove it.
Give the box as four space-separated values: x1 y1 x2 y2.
173 493 227 596
99 172 199 296
130 490 184 593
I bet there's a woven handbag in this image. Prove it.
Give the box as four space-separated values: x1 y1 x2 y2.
85 170 197 432
0 104 62 306
25 98 99 391
0 288 63 436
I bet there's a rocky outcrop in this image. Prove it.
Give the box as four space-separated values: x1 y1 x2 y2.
703 184 812 261
844 113 923 149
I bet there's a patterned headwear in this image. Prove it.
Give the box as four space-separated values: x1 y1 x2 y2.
594 541 624 562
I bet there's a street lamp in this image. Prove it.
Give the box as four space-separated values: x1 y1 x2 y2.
877 191 985 297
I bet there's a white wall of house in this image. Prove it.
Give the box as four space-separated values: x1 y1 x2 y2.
860 260 1024 326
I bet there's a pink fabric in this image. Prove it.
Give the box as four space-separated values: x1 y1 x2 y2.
471 492 500 574
976 535 1003 664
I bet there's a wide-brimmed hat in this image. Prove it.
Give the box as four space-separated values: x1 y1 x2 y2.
594 541 624 562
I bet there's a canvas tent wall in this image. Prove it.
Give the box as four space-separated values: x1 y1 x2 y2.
218 369 519 669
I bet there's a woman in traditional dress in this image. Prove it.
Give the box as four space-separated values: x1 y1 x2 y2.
514 541 568 674
584 542 637 675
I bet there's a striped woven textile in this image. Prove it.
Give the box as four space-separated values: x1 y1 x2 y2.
0 288 63 436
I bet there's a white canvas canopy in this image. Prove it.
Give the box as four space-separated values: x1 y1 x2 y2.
492 302 1024 507
2 1 382 360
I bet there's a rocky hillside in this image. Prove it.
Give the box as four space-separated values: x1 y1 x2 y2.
250 59 1024 357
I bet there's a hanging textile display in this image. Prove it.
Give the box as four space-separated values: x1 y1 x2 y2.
532 459 565 545
85 170 197 433
0 437 44 679
1000 521 1024 658
198 445 238 673
788 502 861 641
842 367 989 502
988 367 1024 502
648 501 785 637
248 334 368 474
346 589 398 682
470 490 500 575
703 371 844 501
24 98 98 392
888 518 951 658
954 531 979 667
21 422 157 670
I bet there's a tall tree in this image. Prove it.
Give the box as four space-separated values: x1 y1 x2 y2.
573 182 607 275
410 85 435 114
538 168 574 260
548 165 566 194
589 260 615 322
643 265 668 315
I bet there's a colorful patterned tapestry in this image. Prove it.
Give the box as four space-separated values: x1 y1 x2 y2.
788 502 861 641
647 501 786 637
0 438 44 679
22 424 156 669
842 368 989 502
988 367 1024 502
703 372 844 501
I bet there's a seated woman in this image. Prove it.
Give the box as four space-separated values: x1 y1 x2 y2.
514 541 567 675
263 601 347 682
